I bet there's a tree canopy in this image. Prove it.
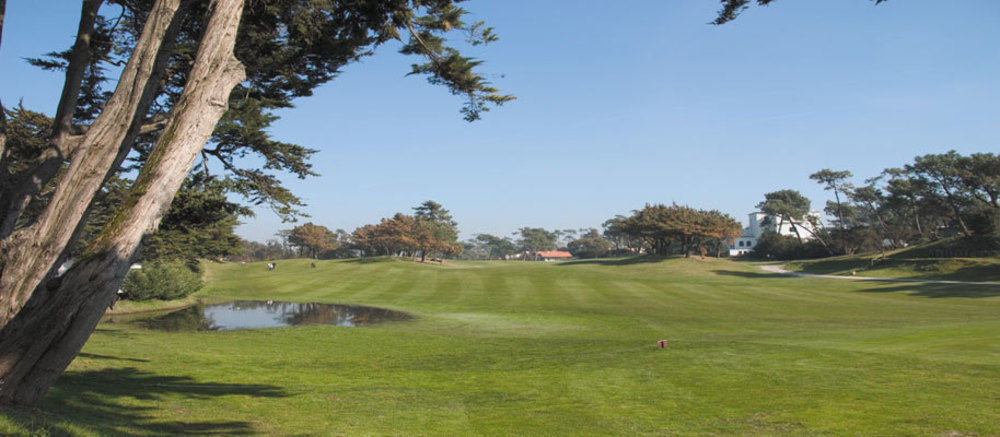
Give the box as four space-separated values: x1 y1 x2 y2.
0 0 510 405
286 222 338 259
608 204 742 257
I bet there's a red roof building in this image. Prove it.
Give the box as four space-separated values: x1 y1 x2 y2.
535 250 573 261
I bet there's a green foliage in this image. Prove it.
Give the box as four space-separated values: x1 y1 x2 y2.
120 261 204 301
757 190 811 228
139 176 249 263
472 234 519 260
25 0 513 224
0 106 53 175
613 204 743 256
750 231 830 260
350 202 462 259
566 229 613 258
412 200 461 260
516 227 558 253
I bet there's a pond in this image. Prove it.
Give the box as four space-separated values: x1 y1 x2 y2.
106 301 411 332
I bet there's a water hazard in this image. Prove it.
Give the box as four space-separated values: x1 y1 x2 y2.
108 301 411 331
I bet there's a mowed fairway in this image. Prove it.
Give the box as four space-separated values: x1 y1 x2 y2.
4 258 1000 435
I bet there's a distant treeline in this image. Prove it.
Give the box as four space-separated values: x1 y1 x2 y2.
237 151 1000 262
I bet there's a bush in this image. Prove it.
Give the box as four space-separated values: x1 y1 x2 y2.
121 261 203 301
750 232 830 260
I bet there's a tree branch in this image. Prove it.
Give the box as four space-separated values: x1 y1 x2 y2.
138 115 170 135
52 0 104 144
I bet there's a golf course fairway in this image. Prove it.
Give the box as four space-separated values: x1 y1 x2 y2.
2 257 998 435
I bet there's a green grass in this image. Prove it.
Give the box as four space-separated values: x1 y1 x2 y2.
785 254 1000 282
4 256 1000 435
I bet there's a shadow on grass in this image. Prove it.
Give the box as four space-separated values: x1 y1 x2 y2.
3 367 286 435
711 270 787 279
558 256 677 266
859 283 1000 298
78 353 150 363
344 256 399 264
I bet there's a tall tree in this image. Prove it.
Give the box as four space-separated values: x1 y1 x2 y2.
905 152 972 235
757 190 833 255
287 222 338 259
956 153 1000 234
0 0 510 405
474 233 518 260
412 200 460 262
567 229 613 259
618 204 742 257
810 168 853 253
757 190 811 243
516 227 558 259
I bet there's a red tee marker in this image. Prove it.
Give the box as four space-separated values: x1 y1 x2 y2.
657 339 669 348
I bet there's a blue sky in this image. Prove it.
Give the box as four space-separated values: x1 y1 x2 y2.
2 1 998 242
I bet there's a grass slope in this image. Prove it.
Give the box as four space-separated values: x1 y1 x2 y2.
785 255 1000 283
786 236 1000 282
3 257 1000 435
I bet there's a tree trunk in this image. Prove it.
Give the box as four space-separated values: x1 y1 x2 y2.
0 97 6 172
0 0 7 163
0 0 184 326
785 215 803 243
796 217 835 256
937 179 971 235
0 0 245 405
0 0 104 239
833 189 849 254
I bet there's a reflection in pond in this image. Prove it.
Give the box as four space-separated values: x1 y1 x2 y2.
113 301 411 332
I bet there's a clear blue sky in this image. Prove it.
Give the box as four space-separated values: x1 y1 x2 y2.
2 1 998 242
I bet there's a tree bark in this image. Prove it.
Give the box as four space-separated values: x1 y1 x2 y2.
0 0 245 405
0 0 6 159
0 0 183 326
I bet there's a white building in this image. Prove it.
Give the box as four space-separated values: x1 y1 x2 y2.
728 211 821 256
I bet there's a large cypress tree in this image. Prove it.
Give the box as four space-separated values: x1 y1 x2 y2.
0 0 511 405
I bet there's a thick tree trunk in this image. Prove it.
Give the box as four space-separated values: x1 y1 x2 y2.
0 0 183 326
0 0 245 405
0 0 5 168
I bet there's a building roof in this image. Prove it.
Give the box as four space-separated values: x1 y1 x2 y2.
536 250 573 258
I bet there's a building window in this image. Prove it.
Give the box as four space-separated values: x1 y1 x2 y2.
738 241 744 247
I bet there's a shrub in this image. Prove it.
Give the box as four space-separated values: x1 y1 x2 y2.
750 231 830 260
121 261 203 301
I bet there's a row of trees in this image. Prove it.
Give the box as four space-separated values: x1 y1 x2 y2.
239 151 1000 263
807 151 1000 255
743 151 1000 259
268 201 463 262
350 201 461 261
458 206 742 261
